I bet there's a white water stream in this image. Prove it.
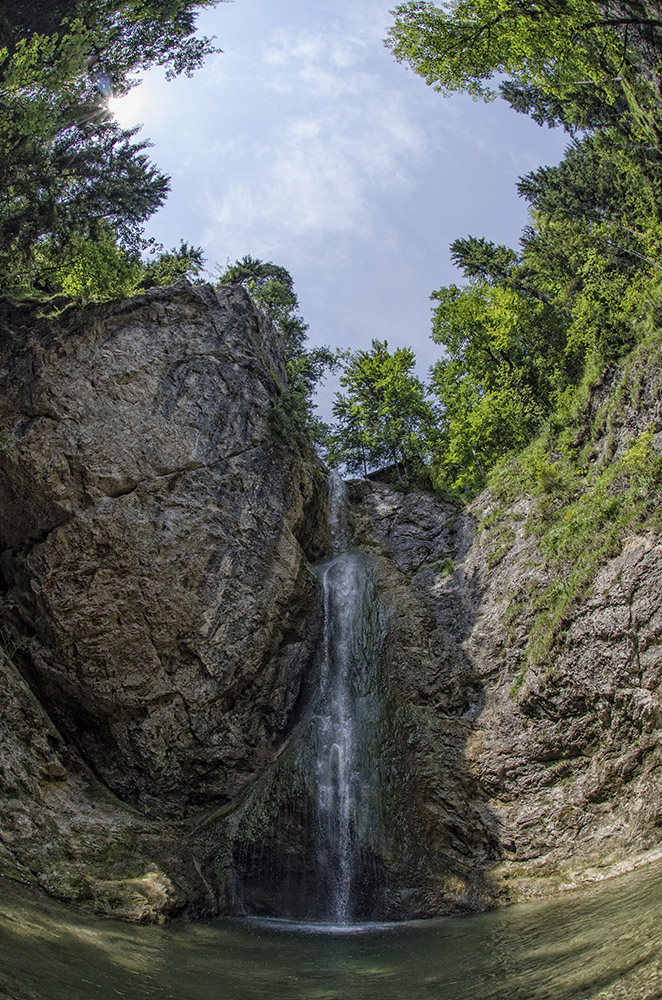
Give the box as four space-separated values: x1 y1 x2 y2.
312 473 384 923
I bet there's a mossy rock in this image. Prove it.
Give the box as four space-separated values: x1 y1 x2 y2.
88 869 179 923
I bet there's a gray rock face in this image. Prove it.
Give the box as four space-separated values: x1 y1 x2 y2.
348 477 662 909
0 283 328 913
2 280 661 921
348 481 498 914
466 528 662 898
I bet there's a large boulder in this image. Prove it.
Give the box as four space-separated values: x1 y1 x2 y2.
0 282 328 913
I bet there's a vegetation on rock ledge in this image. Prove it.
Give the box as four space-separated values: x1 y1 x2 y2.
323 0 662 494
486 317 662 684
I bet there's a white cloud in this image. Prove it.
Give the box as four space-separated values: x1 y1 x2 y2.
199 11 430 258
285 117 324 142
203 93 427 255
263 29 377 99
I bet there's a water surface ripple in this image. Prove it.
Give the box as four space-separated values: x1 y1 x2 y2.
1 861 662 999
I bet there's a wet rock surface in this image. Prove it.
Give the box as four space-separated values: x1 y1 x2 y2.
0 283 328 916
349 479 662 908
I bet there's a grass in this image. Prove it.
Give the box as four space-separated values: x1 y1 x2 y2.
485 524 516 569
432 557 455 576
483 324 662 690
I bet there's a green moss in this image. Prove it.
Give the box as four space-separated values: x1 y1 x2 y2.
484 325 662 688
509 660 529 697
485 525 516 569
432 558 455 576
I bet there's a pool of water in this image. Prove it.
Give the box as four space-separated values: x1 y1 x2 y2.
1 863 662 1000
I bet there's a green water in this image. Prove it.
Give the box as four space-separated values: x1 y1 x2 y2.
1 864 662 1000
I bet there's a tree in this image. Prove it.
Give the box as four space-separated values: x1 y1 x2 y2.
426 279 566 490
387 0 662 497
499 76 630 134
53 222 143 300
450 234 572 321
385 0 662 137
516 130 661 228
0 1 223 90
0 2 221 296
323 395 374 478
515 128 662 361
450 236 518 284
431 281 565 400
139 241 205 288
386 1 618 97
0 68 171 290
216 255 308 358
325 340 437 483
51 236 206 301
430 358 543 493
216 256 337 442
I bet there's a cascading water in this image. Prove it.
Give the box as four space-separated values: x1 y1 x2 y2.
224 471 399 924
312 472 383 923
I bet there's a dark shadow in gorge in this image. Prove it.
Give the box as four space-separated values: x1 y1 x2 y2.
336 479 505 918
192 481 505 923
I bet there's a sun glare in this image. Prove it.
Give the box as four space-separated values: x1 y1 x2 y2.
108 85 149 128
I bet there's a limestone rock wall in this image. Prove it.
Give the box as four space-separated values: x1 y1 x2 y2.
0 282 329 913
2 278 661 921
348 477 662 909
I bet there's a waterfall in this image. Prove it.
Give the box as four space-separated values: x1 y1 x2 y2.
311 472 385 923
225 471 394 924
327 468 349 554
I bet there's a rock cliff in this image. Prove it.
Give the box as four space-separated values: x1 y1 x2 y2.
1 281 661 922
349 422 662 909
0 282 329 917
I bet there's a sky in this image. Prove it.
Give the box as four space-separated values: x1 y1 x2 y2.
110 0 568 419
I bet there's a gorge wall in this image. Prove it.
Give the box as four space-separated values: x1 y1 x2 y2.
0 282 661 921
349 477 662 911
0 282 329 918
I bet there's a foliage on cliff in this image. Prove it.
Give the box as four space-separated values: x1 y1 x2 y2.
326 0 662 495
216 255 339 443
0 0 217 299
481 315 662 684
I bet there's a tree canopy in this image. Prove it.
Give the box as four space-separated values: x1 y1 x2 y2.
0 0 222 88
216 255 309 359
0 1 219 297
324 340 437 482
387 2 616 95
386 1 662 138
427 281 564 491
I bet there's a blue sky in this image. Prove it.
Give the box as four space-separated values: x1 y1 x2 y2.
111 0 568 418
